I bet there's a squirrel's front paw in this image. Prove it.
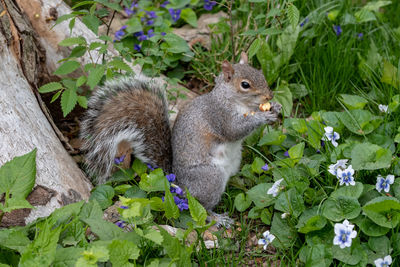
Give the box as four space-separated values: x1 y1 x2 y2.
270 102 282 114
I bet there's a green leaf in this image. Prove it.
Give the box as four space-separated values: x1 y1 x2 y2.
258 129 286 146
332 242 365 265
163 33 190 53
108 59 133 73
89 185 115 209
355 9 376 23
358 217 390 237
381 60 399 89
296 207 327 234
87 65 105 89
234 193 252 212
76 76 87 87
339 94 368 110
181 8 197 27
59 37 87 46
139 168 165 192
284 118 307 134
19 222 61 267
187 190 207 226
286 3 299 30
270 212 297 249
362 196 400 228
77 95 88 109
247 183 275 208
289 83 308 99
256 41 279 84
108 240 139 266
61 89 78 117
38 82 63 93
94 0 123 11
338 109 382 135
142 227 164 245
248 39 262 59
251 157 265 174
331 182 364 199
0 149 36 199
69 45 87 58
368 235 390 254
299 244 333 267
272 81 293 117
82 15 100 35
288 142 304 164
164 181 180 220
0 229 31 253
275 188 305 218
55 14 75 25
132 158 147 175
322 196 361 221
306 120 324 149
51 90 62 103
53 247 85 267
76 245 109 266
351 143 392 171
54 61 80 75
2 198 32 212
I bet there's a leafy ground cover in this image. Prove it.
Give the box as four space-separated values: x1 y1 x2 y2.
1 0 400 266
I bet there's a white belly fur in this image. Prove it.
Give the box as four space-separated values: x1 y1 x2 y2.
211 140 243 186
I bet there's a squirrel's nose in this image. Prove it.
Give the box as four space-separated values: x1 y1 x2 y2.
265 91 273 101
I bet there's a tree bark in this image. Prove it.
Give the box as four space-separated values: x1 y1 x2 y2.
0 0 92 226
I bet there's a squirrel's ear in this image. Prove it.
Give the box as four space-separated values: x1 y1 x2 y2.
222 60 234 82
239 52 248 64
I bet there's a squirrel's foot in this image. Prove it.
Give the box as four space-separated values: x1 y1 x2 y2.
207 211 234 228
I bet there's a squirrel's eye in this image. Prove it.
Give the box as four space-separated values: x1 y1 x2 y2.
241 81 250 89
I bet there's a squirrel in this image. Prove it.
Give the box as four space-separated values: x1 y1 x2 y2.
80 52 282 227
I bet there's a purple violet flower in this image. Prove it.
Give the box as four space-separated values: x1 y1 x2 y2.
114 154 126 164
115 220 126 228
125 2 138 16
114 25 127 41
166 173 176 182
357 33 363 39
134 44 141 51
170 184 184 195
333 25 342 36
174 196 189 211
147 29 155 38
169 8 181 23
204 0 216 11
161 32 166 36
120 205 129 209
261 163 269 171
300 17 309 27
161 1 170 8
284 151 290 157
146 163 156 171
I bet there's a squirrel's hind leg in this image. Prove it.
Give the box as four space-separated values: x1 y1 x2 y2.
175 165 234 228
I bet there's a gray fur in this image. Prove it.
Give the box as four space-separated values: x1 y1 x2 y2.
80 74 170 183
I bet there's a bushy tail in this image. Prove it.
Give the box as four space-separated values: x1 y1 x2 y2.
80 74 172 184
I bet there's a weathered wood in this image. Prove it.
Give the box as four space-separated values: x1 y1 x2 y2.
0 0 92 226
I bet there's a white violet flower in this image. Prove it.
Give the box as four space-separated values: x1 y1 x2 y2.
323 126 340 147
376 175 395 193
281 213 289 219
258 230 275 250
267 179 283 197
328 159 348 176
337 165 355 186
374 255 392 267
378 104 389 113
333 219 357 249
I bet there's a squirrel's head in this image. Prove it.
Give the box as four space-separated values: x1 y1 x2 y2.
220 52 273 109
